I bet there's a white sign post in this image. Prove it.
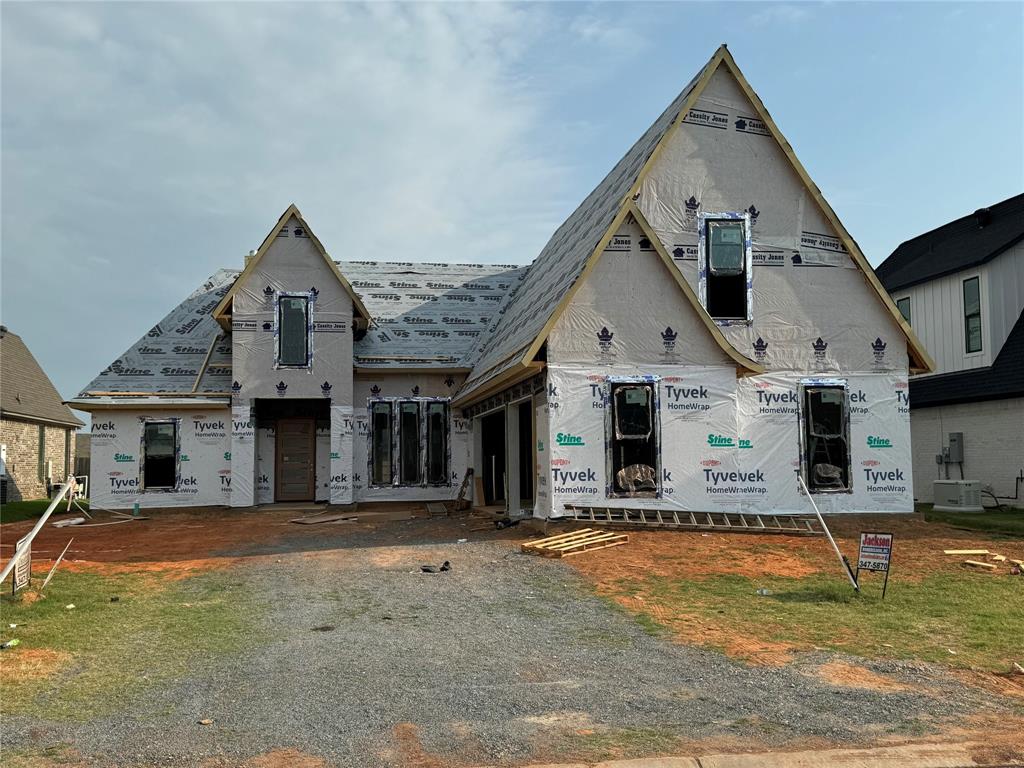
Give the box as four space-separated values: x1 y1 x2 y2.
12 534 31 594
857 531 894 598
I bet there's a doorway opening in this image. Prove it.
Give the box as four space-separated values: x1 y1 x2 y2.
517 400 533 509
481 410 506 507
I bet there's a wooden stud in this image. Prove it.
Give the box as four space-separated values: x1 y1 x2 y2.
963 560 997 570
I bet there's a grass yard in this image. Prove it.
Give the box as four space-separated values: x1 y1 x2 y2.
1 497 90 524
0 567 257 720
920 505 1024 536
604 571 1024 671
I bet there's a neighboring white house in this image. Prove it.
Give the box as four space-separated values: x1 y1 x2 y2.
877 193 1024 506
70 45 932 518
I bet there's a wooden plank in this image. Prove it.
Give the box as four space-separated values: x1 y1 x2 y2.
522 529 595 548
546 532 626 551
558 539 629 558
991 554 1007 562
944 549 989 555
963 560 997 570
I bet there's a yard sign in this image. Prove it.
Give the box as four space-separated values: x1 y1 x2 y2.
12 534 31 594
857 531 893 598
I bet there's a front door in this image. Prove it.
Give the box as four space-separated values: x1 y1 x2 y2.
275 418 316 502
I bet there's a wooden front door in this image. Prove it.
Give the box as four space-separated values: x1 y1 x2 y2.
275 418 316 502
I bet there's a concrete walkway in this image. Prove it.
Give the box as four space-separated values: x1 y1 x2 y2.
494 742 992 768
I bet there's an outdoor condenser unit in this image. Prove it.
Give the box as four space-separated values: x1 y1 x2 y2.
933 480 983 512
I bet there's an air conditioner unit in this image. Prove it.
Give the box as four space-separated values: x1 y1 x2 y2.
933 480 983 512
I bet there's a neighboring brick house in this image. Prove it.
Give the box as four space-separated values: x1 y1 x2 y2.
1 325 84 502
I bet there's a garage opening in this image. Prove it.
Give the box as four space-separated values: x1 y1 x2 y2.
517 400 533 509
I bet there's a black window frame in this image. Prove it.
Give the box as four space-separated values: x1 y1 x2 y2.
425 401 450 487
700 215 752 323
368 398 452 488
607 381 660 498
397 401 422 486
798 382 852 494
369 401 394 487
896 296 911 325
276 293 311 368
142 419 178 491
963 276 982 354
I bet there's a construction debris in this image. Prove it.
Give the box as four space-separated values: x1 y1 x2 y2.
521 528 628 558
290 513 358 525
943 549 989 555
53 517 86 528
963 560 997 570
991 554 1007 562
420 561 451 574
41 538 73 590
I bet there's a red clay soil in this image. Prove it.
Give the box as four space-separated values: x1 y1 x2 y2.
566 513 1024 588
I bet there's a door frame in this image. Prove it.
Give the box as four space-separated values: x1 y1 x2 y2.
274 417 316 502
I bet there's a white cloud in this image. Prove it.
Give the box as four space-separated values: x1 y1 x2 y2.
747 3 812 27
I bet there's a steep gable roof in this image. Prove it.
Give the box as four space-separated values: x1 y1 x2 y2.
877 193 1024 293
0 326 83 427
457 44 933 404
212 204 371 330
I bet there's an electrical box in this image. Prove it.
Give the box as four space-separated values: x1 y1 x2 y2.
948 432 964 463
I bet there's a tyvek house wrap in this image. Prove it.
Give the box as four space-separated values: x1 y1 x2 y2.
90 411 231 510
637 64 909 374
538 212 912 517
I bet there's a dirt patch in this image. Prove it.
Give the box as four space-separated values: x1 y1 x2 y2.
816 661 914 692
616 592 796 666
391 722 447 768
0 648 72 683
201 749 327 768
952 668 1024 699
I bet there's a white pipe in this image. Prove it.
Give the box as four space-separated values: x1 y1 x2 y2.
795 471 859 590
1 477 75 584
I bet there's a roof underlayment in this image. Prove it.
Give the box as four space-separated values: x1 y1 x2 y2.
75 262 528 397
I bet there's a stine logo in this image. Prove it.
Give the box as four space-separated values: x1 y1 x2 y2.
556 433 584 447
867 435 892 449
114 453 134 463
707 434 734 448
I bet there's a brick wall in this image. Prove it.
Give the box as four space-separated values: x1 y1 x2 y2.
910 397 1024 504
1 417 76 502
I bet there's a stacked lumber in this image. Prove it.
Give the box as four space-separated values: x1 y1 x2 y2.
521 528 628 558
943 548 1023 574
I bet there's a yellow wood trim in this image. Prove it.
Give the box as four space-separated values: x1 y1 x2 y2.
520 203 635 366
627 202 763 375
453 361 543 409
354 366 471 375
212 204 372 326
714 48 933 373
69 401 230 412
191 334 220 393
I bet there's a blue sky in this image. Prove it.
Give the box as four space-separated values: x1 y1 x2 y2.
2 1 1021 412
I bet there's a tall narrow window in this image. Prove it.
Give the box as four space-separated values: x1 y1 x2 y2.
896 297 911 324
609 383 658 497
703 219 749 320
963 277 982 353
399 402 422 485
143 421 177 490
37 425 46 482
426 402 448 485
278 295 310 366
370 402 392 486
801 384 850 492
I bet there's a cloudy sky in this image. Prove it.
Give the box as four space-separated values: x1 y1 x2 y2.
2 1 1021 417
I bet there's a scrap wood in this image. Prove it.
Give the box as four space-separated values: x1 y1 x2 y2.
76 517 149 527
290 513 357 525
1010 559 1024 567
944 549 989 555
53 517 86 528
964 560 998 570
522 528 628 558
991 554 1007 562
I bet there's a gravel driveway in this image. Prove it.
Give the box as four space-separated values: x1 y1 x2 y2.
3 518 1006 767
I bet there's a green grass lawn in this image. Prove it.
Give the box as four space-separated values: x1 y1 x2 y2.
0 567 258 720
0 497 90 524
609 570 1024 672
919 504 1024 537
